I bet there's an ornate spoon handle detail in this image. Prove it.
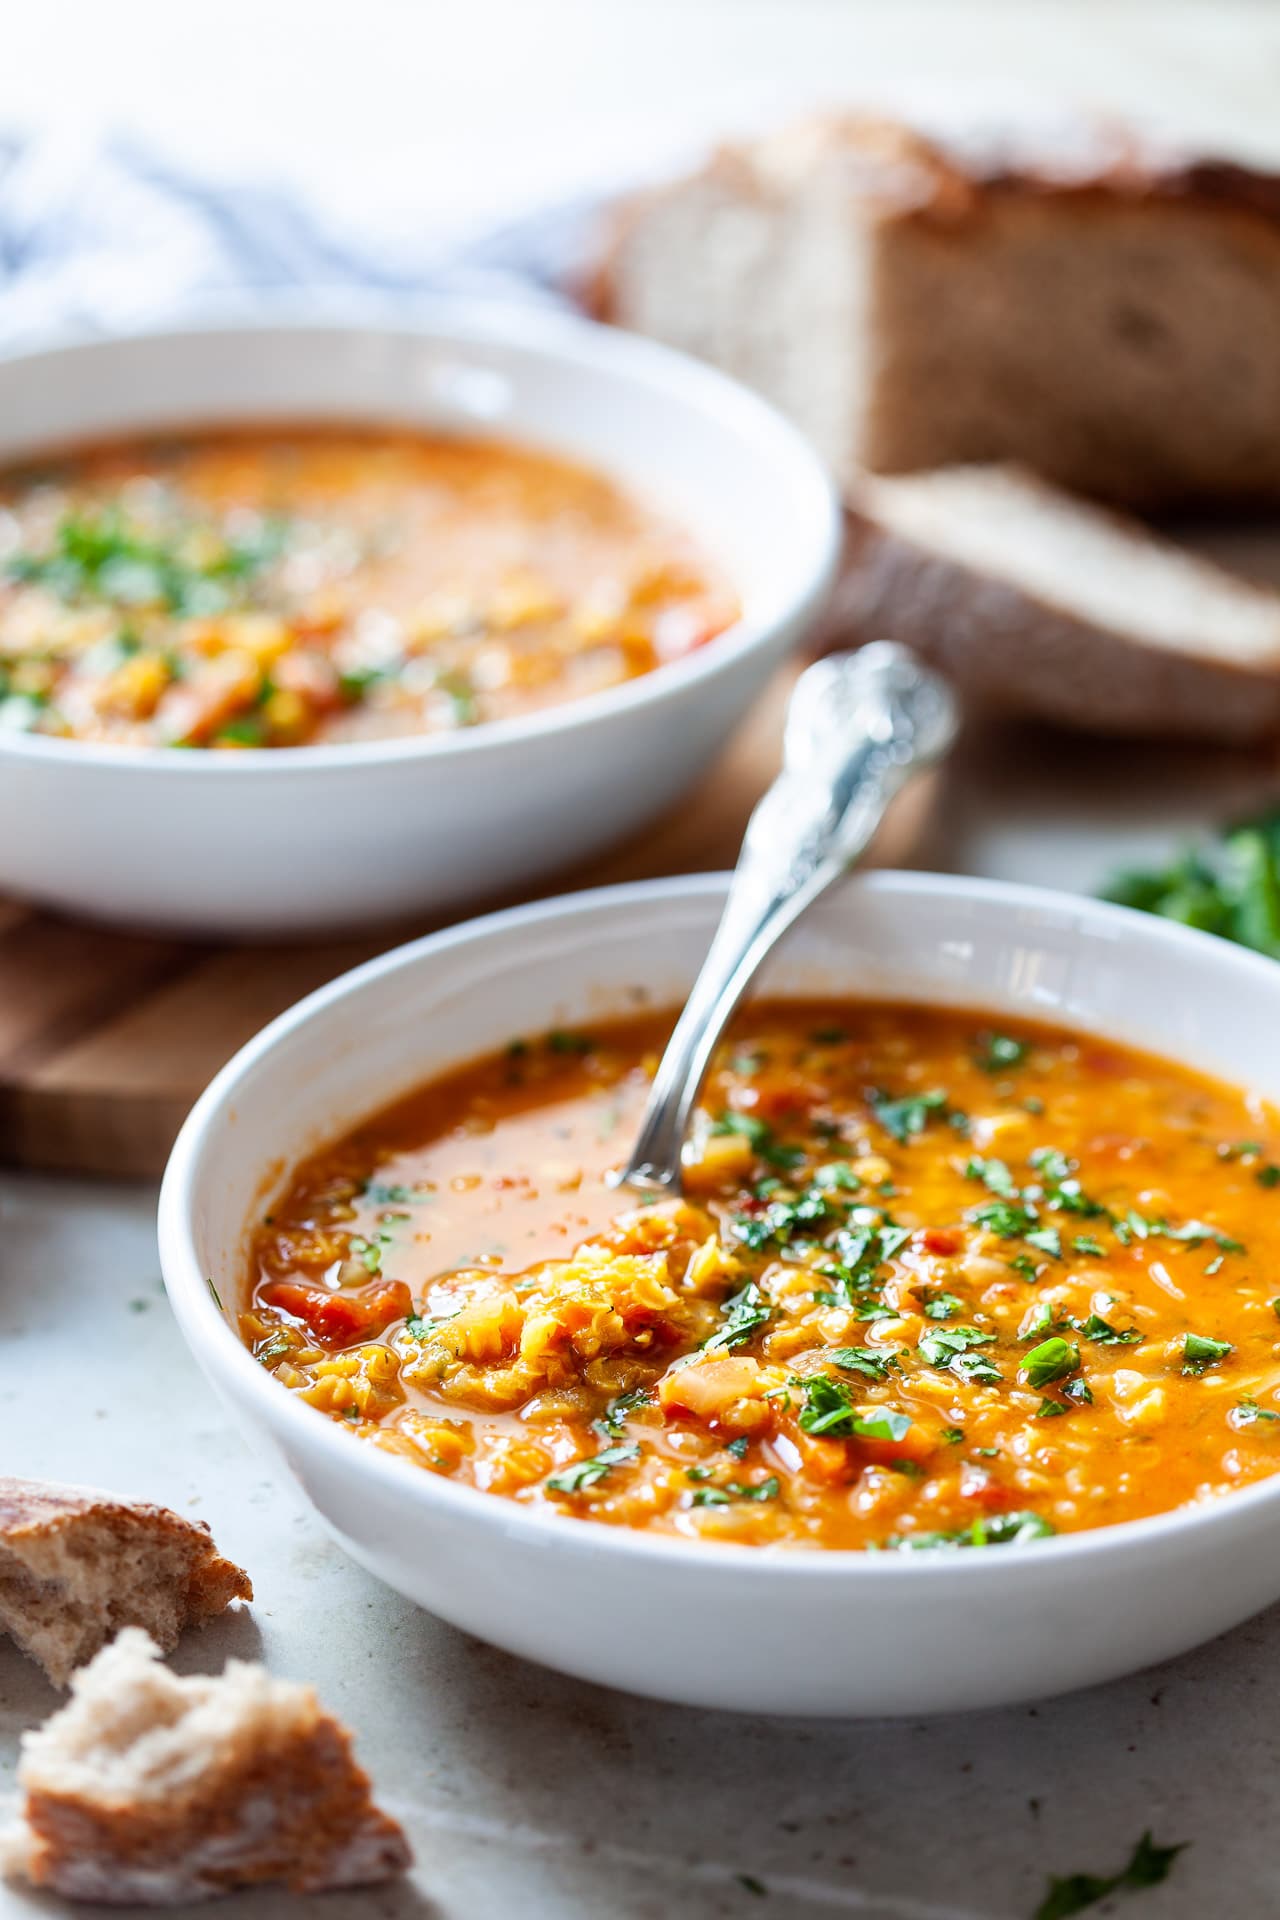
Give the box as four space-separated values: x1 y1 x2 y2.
613 643 958 1195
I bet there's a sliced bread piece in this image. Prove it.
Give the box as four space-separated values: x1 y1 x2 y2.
1 1628 412 1903
0 1477 252 1687
595 115 1280 507
841 465 1280 740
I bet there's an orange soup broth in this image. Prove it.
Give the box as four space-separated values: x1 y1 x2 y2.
0 428 735 748
241 1003 1280 1551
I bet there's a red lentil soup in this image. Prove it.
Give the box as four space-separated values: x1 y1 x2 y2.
241 1003 1280 1551
0 428 735 748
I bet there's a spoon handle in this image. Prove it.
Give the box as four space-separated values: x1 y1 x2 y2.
614 643 958 1195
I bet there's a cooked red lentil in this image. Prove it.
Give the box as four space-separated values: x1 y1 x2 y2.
0 429 735 747
241 1003 1280 1550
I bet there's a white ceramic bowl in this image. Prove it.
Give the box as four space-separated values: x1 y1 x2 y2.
0 309 838 936
159 872 1280 1715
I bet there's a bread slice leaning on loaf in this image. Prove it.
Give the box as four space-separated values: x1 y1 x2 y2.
595 115 1280 507
1 1628 412 1903
0 1477 252 1687
840 465 1280 741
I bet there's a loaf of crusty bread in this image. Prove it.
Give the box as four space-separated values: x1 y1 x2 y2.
1 1629 411 1903
595 115 1280 508
0 1477 252 1686
840 464 1280 739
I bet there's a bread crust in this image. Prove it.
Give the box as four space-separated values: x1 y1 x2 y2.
839 502 1280 742
591 113 1280 507
0 1477 252 1685
3 1631 411 1903
591 114 1280 280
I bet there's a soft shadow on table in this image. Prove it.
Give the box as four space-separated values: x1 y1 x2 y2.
362 1582 1280 1919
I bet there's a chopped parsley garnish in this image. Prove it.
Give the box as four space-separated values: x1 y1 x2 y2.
1182 1332 1233 1376
592 1387 652 1441
795 1376 911 1442
546 1029 594 1054
919 1289 965 1321
703 1281 772 1353
1072 1235 1107 1257
712 1110 771 1148
975 1031 1028 1073
887 1510 1055 1551
1074 1312 1142 1346
965 1154 1016 1195
869 1087 949 1143
1234 1396 1280 1426
6 506 287 617
918 1326 1000 1383
828 1345 900 1381
546 1442 640 1494
1021 1336 1080 1388
690 1476 781 1508
1034 1830 1187 1920
731 1185 831 1251
967 1198 1037 1239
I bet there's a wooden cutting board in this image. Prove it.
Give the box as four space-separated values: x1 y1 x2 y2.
0 666 937 1179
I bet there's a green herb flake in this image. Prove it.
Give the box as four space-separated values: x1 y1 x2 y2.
1234 1396 1280 1426
1075 1312 1142 1347
918 1325 1001 1384
711 1110 772 1149
965 1154 1016 1196
888 1510 1055 1552
1034 1831 1187 1920
546 1029 594 1054
1021 1337 1080 1388
795 1375 912 1443
1182 1332 1233 1376
869 1087 948 1144
703 1281 772 1354
975 1032 1028 1073
546 1442 640 1495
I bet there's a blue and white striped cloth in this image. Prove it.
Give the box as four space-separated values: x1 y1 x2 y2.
0 134 601 343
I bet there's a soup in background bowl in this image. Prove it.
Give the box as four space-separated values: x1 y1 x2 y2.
0 428 736 749
158 874 1280 1714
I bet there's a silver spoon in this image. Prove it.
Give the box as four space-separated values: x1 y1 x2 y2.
613 643 958 1196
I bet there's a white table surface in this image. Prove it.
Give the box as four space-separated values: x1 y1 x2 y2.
6 4 1280 1916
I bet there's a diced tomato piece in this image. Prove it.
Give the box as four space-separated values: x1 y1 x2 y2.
262 1278 412 1346
959 1475 1017 1513
919 1227 961 1257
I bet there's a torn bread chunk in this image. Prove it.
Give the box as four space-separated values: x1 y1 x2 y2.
1 1628 412 1903
842 464 1280 741
595 114 1280 507
0 1477 252 1687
